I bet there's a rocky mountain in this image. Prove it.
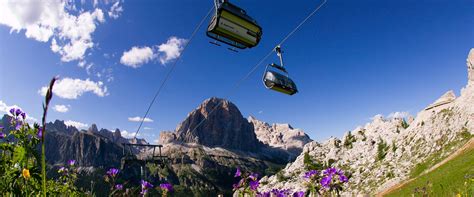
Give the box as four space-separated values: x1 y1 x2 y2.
249 116 312 158
259 49 474 195
173 97 263 152
154 97 312 195
0 115 147 167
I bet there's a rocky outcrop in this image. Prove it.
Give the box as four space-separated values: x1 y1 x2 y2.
249 116 312 158
45 131 124 167
260 48 474 195
174 97 263 152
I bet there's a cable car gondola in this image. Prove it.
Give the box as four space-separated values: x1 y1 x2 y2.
207 0 262 49
263 46 298 95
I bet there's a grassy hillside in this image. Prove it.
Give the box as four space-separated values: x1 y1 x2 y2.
384 140 474 196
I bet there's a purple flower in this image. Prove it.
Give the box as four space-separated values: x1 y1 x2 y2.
160 183 173 192
234 168 241 177
68 160 76 166
339 174 348 183
293 191 305 197
141 180 153 189
324 167 337 176
37 127 43 138
0 132 4 139
107 168 119 177
321 175 332 188
0 125 3 130
15 108 22 116
303 170 318 179
256 192 271 197
9 108 15 115
15 121 22 130
115 184 123 190
249 172 259 181
20 112 26 120
249 180 259 191
140 180 153 196
272 189 292 197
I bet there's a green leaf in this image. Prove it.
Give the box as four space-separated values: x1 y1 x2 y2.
13 146 26 164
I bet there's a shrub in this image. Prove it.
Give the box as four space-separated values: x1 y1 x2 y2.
343 131 357 149
377 138 389 161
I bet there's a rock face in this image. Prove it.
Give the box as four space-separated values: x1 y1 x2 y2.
468 48 474 85
260 49 474 195
249 116 312 158
175 97 263 152
154 97 313 195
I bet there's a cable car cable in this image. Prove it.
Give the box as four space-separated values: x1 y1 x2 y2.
186 0 327 135
132 6 215 140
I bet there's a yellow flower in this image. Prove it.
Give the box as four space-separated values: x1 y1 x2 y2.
456 193 461 197
22 168 30 179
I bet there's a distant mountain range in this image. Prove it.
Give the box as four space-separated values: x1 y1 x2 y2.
0 96 313 195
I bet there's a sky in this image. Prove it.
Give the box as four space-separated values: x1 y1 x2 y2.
0 0 473 143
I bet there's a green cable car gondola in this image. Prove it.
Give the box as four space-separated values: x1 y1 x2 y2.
263 46 298 95
207 0 262 49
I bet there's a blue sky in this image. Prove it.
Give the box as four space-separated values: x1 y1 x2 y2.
0 0 473 143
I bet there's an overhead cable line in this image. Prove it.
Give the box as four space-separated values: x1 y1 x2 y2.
133 6 214 140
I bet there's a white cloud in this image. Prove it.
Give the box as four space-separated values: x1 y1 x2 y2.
143 127 153 130
64 120 88 128
128 116 153 123
121 130 139 138
38 77 108 99
0 100 38 123
157 37 187 64
0 0 119 62
387 111 410 119
108 1 123 19
53 104 69 113
120 36 187 68
120 46 154 68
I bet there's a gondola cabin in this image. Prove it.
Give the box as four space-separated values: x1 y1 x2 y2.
263 63 298 95
207 1 262 49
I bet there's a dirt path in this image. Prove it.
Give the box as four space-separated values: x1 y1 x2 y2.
377 138 474 196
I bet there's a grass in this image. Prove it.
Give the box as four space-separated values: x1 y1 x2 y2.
409 131 471 178
384 141 474 196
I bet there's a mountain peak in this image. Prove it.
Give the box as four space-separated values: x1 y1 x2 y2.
174 97 262 152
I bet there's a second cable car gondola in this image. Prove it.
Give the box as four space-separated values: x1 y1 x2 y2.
207 0 262 49
263 46 298 95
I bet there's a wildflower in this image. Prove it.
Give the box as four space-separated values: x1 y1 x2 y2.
0 132 4 139
107 168 119 177
256 192 271 197
15 108 22 116
321 175 332 188
22 168 31 179
0 125 3 130
15 121 22 130
160 183 173 192
115 184 123 190
339 174 348 183
9 108 15 115
271 189 292 197
21 112 26 120
140 180 153 195
234 168 241 177
249 172 259 181
293 191 305 197
323 167 337 176
249 180 259 191
303 170 318 179
232 178 244 190
68 160 76 166
37 127 43 138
